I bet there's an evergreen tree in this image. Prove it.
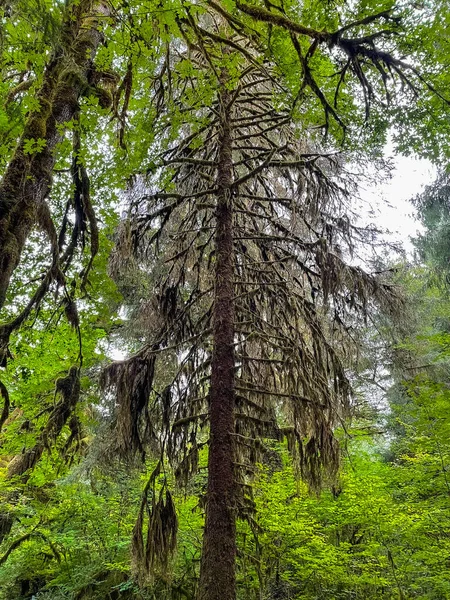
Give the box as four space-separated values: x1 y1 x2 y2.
414 172 450 283
101 3 449 598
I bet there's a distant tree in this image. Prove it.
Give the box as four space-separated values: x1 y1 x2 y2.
414 173 450 283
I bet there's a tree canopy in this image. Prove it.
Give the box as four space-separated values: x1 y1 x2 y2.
1 0 450 599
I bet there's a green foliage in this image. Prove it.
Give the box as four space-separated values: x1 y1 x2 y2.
3 439 449 599
2 0 450 598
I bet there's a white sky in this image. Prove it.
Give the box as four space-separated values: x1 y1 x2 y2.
363 153 437 254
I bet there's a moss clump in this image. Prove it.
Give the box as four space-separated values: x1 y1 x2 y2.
37 97 52 117
59 65 89 95
52 81 80 117
91 85 113 109
0 161 25 210
25 116 47 139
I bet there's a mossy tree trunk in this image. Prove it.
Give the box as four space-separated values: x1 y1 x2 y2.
0 0 109 311
197 84 237 600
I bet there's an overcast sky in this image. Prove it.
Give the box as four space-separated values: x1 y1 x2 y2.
362 153 437 255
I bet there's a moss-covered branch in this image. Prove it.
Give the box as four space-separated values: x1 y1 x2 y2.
0 0 109 312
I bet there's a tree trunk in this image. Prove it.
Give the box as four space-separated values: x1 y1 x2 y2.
197 84 237 600
0 0 109 310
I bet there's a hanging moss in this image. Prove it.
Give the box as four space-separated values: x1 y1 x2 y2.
132 478 178 584
7 366 81 479
101 352 156 456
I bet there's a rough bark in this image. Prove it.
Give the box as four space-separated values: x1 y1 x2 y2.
197 84 237 600
0 0 109 311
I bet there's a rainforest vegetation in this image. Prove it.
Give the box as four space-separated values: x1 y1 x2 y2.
1 0 450 598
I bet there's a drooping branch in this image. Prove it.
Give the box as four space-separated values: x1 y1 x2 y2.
231 1 448 129
131 462 178 584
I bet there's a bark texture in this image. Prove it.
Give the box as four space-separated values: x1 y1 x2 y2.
197 85 237 600
0 0 109 311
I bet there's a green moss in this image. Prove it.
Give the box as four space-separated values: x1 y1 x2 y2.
1 234 20 264
0 155 30 208
91 85 113 109
60 66 88 93
37 97 52 118
25 116 46 140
